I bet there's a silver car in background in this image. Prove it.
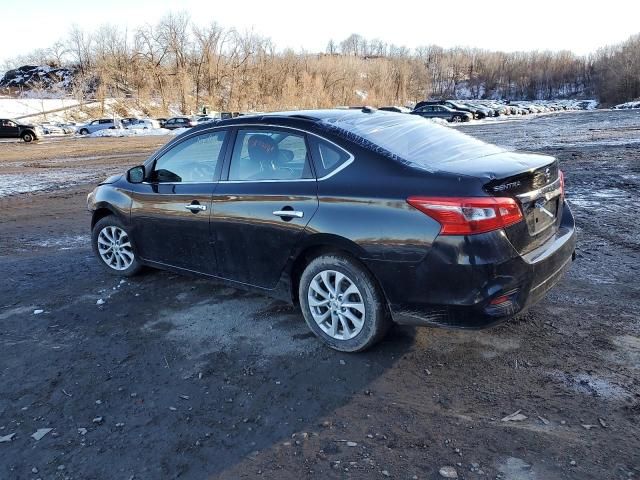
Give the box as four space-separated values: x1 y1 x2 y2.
78 119 123 135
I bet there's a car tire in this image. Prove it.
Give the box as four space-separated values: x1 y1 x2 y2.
299 254 390 352
21 132 34 143
79 128 89 135
92 215 143 277
451 115 463 123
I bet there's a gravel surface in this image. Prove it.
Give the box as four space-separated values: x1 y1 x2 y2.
0 110 638 479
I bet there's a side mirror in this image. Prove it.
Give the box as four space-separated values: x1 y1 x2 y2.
127 165 145 183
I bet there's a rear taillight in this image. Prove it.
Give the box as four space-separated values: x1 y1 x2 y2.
559 170 565 197
406 196 523 235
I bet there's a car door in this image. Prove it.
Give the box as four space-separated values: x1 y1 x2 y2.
87 120 99 133
434 106 448 119
99 119 113 131
211 127 319 288
0 120 18 138
128 129 229 274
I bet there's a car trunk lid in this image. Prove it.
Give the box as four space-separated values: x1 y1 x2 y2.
481 153 562 254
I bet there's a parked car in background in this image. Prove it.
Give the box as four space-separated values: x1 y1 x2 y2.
126 119 161 130
163 116 198 130
465 103 494 118
411 104 472 122
78 119 123 135
415 100 480 119
40 122 65 135
379 106 411 113
56 123 77 134
196 116 218 125
156 118 168 127
87 108 575 352
0 118 42 142
121 117 139 127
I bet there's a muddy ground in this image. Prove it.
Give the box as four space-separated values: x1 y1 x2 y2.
0 110 638 480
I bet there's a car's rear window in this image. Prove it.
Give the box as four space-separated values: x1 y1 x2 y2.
318 112 505 171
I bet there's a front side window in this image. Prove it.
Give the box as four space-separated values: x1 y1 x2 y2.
149 130 227 183
228 129 313 181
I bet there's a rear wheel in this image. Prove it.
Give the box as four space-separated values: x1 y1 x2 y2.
21 132 34 142
299 254 390 352
92 215 142 276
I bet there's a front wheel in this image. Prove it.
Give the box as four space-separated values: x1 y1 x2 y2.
79 128 89 135
299 254 390 352
92 216 142 276
21 132 34 142
451 115 463 123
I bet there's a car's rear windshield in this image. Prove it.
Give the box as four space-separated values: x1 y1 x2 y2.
319 112 505 171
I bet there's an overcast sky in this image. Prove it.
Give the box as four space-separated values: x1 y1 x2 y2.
2 0 639 65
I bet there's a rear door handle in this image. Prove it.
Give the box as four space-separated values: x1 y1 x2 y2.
273 210 303 218
185 204 207 212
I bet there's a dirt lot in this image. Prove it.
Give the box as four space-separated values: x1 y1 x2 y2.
0 110 638 480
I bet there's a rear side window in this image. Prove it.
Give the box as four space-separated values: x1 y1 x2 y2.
309 137 351 178
150 130 227 183
228 129 313 181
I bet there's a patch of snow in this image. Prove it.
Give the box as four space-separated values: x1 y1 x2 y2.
613 100 640 109
26 234 89 250
0 98 85 120
88 127 173 138
551 371 631 400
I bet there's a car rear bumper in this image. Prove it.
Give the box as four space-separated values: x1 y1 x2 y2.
366 201 576 329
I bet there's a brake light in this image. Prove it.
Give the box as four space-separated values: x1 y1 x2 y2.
406 196 523 235
559 170 565 197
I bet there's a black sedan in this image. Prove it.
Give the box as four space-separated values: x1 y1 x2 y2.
411 104 472 122
163 116 198 130
87 109 576 352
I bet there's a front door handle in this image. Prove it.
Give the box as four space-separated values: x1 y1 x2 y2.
273 210 303 218
185 204 207 212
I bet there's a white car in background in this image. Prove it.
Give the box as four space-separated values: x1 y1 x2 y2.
40 122 65 135
78 119 123 135
126 119 161 130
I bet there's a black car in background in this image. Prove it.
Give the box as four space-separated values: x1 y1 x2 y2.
87 109 576 352
163 116 198 130
415 100 482 119
411 104 472 122
0 118 42 142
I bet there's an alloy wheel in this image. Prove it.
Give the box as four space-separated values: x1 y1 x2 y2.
307 270 365 340
97 226 134 271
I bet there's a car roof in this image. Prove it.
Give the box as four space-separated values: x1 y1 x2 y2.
190 108 394 131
